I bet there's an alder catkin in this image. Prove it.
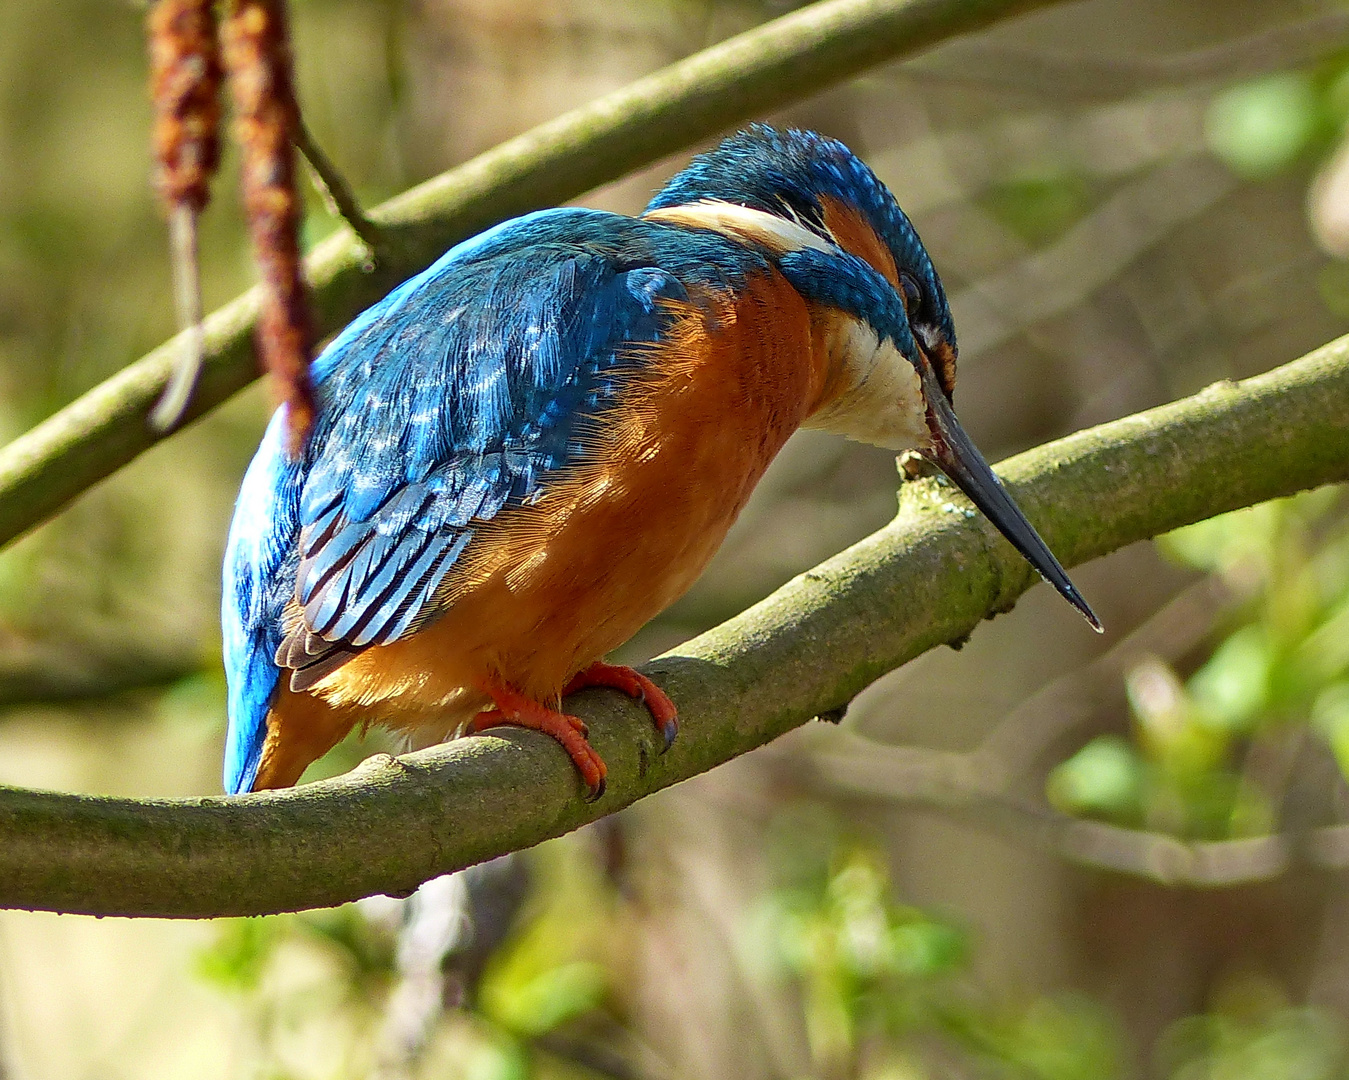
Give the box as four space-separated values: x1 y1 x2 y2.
147 0 222 430
222 0 316 455
149 0 221 213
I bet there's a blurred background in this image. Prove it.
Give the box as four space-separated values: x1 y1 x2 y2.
2 0 1349 1076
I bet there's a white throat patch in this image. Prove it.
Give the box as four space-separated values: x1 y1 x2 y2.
803 316 931 451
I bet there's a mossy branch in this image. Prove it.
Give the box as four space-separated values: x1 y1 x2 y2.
2 338 1347 917
0 0 1065 549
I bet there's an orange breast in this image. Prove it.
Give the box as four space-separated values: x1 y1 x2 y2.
312 269 827 722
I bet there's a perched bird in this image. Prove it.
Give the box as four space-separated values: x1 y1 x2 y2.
222 124 1099 799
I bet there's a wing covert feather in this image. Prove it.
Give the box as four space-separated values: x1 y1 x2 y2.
290 244 689 663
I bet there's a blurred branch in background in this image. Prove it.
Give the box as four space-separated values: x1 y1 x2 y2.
809 735 1349 887
0 335 1345 917
0 631 196 708
952 156 1238 361
970 576 1233 783
908 9 1349 98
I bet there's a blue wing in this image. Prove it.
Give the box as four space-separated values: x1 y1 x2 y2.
221 208 710 794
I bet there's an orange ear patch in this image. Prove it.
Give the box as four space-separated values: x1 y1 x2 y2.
820 196 899 287
929 338 958 398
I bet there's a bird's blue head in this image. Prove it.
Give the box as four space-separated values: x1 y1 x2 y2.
646 125 1100 632
646 124 957 395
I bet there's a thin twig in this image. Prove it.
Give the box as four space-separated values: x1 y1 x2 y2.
294 116 384 255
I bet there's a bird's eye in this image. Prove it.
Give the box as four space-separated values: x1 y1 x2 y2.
899 271 923 316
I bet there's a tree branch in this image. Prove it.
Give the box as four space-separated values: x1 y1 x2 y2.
2 336 1347 916
0 0 1066 551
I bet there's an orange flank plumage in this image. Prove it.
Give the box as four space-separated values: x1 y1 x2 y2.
251 270 831 791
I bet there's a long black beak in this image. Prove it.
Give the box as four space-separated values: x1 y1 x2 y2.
915 353 1102 632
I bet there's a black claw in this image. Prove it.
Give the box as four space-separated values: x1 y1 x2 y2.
660 720 678 753
586 776 607 802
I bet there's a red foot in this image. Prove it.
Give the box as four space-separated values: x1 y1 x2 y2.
564 661 679 752
472 677 607 801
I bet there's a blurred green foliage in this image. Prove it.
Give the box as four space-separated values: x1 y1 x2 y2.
1050 486 1349 839
745 806 1123 1080
1201 51 1349 183
188 819 1123 1080
478 848 615 1040
197 916 285 995
982 174 1095 247
1157 974 1348 1080
1206 73 1324 180
197 909 397 1079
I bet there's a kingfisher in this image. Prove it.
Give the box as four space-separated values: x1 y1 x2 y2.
222 125 1099 800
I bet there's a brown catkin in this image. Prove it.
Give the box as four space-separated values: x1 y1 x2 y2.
148 0 222 214
222 0 316 456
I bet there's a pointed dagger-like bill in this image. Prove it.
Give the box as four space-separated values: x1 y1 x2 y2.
914 352 1103 633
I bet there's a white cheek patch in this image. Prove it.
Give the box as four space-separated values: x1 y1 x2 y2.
643 200 835 255
803 318 931 451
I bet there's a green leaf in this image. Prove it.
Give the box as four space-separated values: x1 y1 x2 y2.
982 173 1092 246
1189 626 1271 734
195 917 283 993
484 961 607 1038
1008 996 1122 1080
1160 501 1283 577
889 921 967 979
1313 682 1349 781
1047 736 1144 818
1206 73 1320 180
464 1037 529 1080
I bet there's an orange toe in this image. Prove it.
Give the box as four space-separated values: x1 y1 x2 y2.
564 661 678 752
473 678 607 799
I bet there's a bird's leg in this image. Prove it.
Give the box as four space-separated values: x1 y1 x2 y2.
472 676 607 800
563 661 678 752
